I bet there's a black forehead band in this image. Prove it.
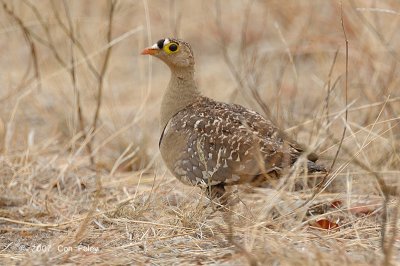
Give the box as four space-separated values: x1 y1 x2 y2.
157 39 165 49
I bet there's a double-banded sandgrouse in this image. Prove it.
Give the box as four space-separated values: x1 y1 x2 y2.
142 38 326 198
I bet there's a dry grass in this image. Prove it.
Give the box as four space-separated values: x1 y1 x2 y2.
0 0 399 265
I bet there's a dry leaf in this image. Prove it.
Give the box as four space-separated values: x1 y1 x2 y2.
349 206 375 216
312 219 339 230
330 200 342 208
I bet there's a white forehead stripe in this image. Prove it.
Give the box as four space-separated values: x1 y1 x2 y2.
164 39 170 45
151 43 159 49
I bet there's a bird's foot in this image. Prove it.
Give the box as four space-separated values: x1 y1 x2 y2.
205 184 239 210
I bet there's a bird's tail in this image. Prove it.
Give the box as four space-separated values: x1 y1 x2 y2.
307 161 327 173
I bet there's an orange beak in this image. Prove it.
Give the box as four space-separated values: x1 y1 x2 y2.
141 47 159 55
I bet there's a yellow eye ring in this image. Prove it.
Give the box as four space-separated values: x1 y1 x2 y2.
163 42 179 54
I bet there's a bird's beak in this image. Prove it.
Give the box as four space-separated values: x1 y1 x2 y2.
141 47 159 55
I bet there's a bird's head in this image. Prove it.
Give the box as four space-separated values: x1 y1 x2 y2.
141 38 195 68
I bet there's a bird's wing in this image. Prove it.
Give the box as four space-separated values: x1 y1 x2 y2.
173 97 308 184
228 102 319 161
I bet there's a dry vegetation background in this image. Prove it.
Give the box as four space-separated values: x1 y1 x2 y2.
0 0 399 265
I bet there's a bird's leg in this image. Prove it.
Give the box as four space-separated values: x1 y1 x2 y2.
205 183 240 209
205 183 234 208
250 172 279 188
206 183 226 200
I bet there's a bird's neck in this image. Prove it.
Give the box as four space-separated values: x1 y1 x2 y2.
160 66 201 130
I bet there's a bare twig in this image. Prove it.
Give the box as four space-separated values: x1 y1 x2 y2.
2 1 41 92
324 48 340 127
214 0 275 124
349 0 400 62
294 2 350 211
50 0 101 80
73 0 118 244
304 2 348 200
339 5 397 263
60 0 88 153
90 0 117 165
330 1 349 174
23 0 68 69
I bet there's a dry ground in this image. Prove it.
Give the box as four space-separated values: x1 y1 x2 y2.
0 0 399 265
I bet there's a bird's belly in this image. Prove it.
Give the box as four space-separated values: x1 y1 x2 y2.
160 129 219 187
160 126 261 187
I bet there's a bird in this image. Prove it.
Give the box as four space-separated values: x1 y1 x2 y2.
141 38 326 199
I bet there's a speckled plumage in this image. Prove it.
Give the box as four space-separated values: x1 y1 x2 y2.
159 96 325 188
142 38 326 197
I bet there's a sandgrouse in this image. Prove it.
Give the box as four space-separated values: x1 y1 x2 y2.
142 38 326 198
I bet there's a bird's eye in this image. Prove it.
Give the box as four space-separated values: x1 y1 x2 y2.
163 42 179 54
169 43 178 51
